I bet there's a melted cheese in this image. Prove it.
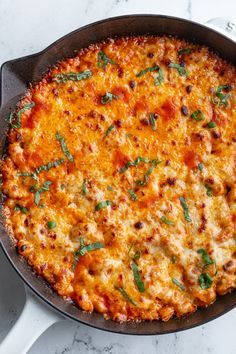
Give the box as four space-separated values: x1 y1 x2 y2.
1 36 236 322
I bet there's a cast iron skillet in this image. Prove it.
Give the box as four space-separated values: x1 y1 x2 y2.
0 14 235 342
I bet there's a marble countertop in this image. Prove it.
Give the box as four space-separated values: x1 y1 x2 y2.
0 0 235 353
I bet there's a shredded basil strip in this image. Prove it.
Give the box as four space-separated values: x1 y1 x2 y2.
191 110 204 121
154 68 164 86
149 113 156 131
171 255 176 264
207 121 217 129
178 47 192 55
136 65 160 77
128 189 137 201
56 132 74 162
179 196 192 222
72 237 85 271
197 163 204 171
95 200 112 211
169 63 188 77
160 216 174 225
18 158 64 181
53 70 92 83
105 124 115 136
197 248 215 266
101 92 118 105
97 51 116 69
107 185 113 191
82 178 87 195
33 181 52 206
172 277 186 291
17 172 38 181
133 250 141 261
204 184 212 197
14 204 28 214
198 273 213 289
131 262 145 293
136 65 164 85
136 159 161 186
119 156 153 173
114 286 137 306
8 102 35 129
79 242 104 256
35 158 64 174
213 85 231 107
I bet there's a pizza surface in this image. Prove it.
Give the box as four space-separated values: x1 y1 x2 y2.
1 36 236 322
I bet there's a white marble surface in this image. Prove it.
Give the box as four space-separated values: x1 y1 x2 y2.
0 0 236 353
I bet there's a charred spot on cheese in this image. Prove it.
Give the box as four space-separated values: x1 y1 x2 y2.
52 70 93 83
8 102 35 129
134 221 144 229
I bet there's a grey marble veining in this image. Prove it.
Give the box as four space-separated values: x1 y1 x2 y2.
0 0 236 353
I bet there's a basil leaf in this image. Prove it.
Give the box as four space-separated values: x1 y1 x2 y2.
53 70 92 83
160 216 174 225
107 185 113 191
56 132 74 162
136 65 160 77
204 184 212 197
47 221 57 229
136 65 164 86
149 113 156 131
191 110 204 121
197 163 204 171
119 156 152 173
101 92 118 105
78 242 104 256
114 286 137 306
154 68 164 86
179 196 192 222
14 204 28 214
169 63 188 77
172 277 185 291
105 124 115 136
133 250 141 261
17 172 39 181
32 180 52 206
95 200 112 211
97 51 116 69
8 102 35 129
82 178 87 195
178 48 192 55
131 262 145 293
207 121 217 129
128 189 137 201
35 158 64 174
136 159 161 186
197 248 214 266
198 273 213 289
213 85 231 107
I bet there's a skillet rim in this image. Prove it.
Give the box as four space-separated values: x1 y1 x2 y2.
0 13 235 335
